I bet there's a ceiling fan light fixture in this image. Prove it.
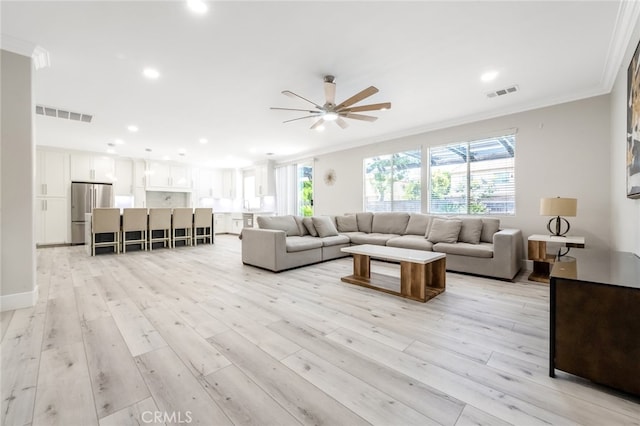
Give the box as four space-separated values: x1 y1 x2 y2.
323 111 338 121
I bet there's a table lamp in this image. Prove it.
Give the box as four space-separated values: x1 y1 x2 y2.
540 197 577 236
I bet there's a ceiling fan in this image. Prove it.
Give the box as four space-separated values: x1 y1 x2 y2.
271 75 391 130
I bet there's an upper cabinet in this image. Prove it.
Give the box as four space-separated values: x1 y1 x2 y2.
196 168 223 199
255 160 275 196
222 169 237 199
114 158 133 195
36 149 69 197
146 161 192 190
70 153 116 182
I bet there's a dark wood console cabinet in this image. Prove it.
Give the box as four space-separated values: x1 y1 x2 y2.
549 249 640 396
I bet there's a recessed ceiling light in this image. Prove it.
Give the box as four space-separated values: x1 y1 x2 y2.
127 125 138 132
178 148 186 154
187 0 208 14
481 71 499 82
199 138 208 144
162 155 170 161
114 138 125 145
316 125 326 132
143 68 160 79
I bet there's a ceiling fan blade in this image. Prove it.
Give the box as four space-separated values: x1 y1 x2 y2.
310 118 325 130
283 114 321 124
324 81 336 104
335 117 349 129
344 113 378 122
271 107 319 113
335 86 379 109
282 90 323 109
338 102 391 113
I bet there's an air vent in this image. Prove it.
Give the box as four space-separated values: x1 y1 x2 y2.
487 85 519 98
35 105 93 123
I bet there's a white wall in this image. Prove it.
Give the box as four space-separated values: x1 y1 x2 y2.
1 49 37 310
610 18 640 256
314 95 612 252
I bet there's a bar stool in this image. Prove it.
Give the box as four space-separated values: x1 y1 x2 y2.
122 208 148 253
91 208 120 256
193 208 213 245
148 208 172 250
172 208 193 248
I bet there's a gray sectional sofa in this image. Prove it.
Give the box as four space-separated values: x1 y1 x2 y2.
241 212 523 280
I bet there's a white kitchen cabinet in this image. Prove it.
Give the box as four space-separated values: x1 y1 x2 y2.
197 168 224 200
114 158 133 195
214 213 231 234
133 160 147 188
146 161 191 190
255 160 275 196
133 187 146 208
35 197 68 245
36 149 69 197
70 153 116 182
221 169 237 199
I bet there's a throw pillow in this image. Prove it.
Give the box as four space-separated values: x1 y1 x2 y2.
312 216 339 237
457 217 483 244
336 215 358 232
404 213 431 235
302 217 318 237
293 216 309 236
355 212 374 233
480 218 500 243
427 218 462 243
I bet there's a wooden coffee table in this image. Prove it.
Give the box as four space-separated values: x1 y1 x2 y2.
340 244 446 303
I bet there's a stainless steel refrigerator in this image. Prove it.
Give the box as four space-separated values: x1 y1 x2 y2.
71 181 114 244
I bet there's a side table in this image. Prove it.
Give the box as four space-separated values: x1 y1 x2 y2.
527 234 585 283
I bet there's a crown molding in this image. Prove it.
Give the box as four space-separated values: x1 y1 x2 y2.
601 0 640 91
1 34 50 69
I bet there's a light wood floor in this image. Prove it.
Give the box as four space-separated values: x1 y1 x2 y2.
2 235 639 426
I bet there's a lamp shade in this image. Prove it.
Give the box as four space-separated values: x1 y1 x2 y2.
540 197 577 217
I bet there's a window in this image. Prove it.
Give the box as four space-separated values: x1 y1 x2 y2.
428 134 515 215
364 149 421 212
275 161 313 216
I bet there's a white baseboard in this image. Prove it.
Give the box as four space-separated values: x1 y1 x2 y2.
0 285 39 312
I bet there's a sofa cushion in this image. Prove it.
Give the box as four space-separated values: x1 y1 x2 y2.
481 218 500 243
319 234 350 247
349 232 398 246
433 242 494 258
336 215 358 232
356 212 374 233
372 212 410 234
302 217 318 237
404 213 431 235
286 236 323 253
427 218 462 243
386 235 435 251
257 215 300 236
312 216 339 237
458 217 483 244
294 216 310 236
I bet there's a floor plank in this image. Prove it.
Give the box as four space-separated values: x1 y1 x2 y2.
208 330 370 426
81 316 150 418
98 397 162 426
135 346 232 425
106 298 167 357
202 365 302 426
32 342 98 426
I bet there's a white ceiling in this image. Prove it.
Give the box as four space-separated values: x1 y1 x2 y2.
1 1 634 168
